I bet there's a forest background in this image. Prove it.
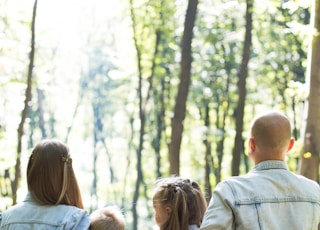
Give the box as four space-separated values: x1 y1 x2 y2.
0 0 319 229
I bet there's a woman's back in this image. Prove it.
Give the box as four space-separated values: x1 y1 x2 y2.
0 193 89 230
0 139 90 230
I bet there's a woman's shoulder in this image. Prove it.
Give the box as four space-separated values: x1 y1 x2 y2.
0 203 89 229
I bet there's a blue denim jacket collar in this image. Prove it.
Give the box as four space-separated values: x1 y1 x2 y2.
24 192 33 202
253 160 287 171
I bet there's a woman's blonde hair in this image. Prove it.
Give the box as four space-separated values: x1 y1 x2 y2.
27 139 84 208
153 177 207 230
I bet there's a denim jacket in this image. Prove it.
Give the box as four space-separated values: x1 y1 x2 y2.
200 160 320 230
0 193 90 230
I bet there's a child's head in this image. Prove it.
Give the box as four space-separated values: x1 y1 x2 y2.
90 206 125 230
27 139 84 208
152 177 207 230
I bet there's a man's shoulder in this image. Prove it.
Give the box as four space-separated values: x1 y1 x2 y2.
215 174 255 192
295 174 320 185
216 171 320 203
295 174 320 194
219 172 258 185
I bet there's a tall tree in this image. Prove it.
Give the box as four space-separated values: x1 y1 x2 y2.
129 1 162 228
169 0 198 175
150 0 177 180
12 0 37 205
231 0 253 176
299 0 320 182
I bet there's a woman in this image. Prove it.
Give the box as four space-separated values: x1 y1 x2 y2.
0 139 90 229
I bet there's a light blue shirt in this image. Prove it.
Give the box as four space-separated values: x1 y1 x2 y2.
189 224 199 230
0 193 90 229
200 160 320 230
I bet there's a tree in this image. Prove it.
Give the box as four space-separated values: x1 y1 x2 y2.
231 0 253 176
169 0 199 175
129 0 163 228
299 0 320 182
12 0 37 205
150 0 177 180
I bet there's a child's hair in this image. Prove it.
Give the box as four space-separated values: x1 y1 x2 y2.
153 177 207 230
89 206 125 230
27 139 84 208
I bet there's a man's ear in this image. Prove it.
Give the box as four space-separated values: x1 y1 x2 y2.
165 207 172 216
287 138 294 151
249 137 255 152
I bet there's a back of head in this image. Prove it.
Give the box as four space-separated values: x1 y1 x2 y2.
90 206 125 230
27 139 83 208
183 179 207 227
250 111 292 156
153 177 207 229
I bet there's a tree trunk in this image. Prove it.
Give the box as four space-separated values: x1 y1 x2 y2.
202 103 212 203
215 43 233 183
90 139 98 212
129 1 160 228
169 0 198 175
154 77 165 179
12 0 37 205
129 1 143 228
37 88 46 139
231 0 253 176
299 0 320 182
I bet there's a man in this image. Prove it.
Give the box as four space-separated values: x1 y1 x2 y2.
200 111 320 230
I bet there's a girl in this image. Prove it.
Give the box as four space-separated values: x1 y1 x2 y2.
153 177 207 230
0 139 90 229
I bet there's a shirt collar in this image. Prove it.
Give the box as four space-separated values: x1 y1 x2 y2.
253 160 288 171
24 192 37 203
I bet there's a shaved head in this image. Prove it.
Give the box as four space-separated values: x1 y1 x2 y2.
250 111 292 159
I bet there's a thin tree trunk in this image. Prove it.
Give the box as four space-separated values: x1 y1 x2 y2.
37 88 46 138
64 92 84 143
215 43 233 183
90 140 98 213
129 2 143 227
129 1 160 228
150 30 163 179
169 0 198 175
202 103 212 203
154 77 165 179
231 0 253 176
299 0 320 182
12 0 37 205
121 114 134 210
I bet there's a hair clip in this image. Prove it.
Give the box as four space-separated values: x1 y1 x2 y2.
167 183 180 193
62 156 72 164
